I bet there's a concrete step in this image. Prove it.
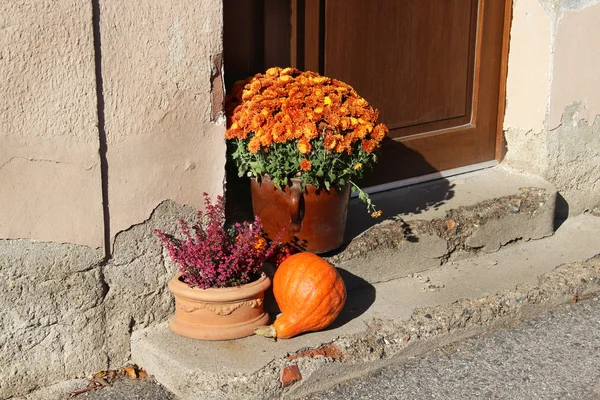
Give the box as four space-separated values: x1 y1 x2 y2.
130 167 600 400
334 165 557 286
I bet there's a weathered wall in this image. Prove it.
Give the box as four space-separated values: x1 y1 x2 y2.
0 0 226 249
100 0 226 244
0 0 104 249
504 0 600 214
0 241 106 398
0 201 194 397
0 0 226 397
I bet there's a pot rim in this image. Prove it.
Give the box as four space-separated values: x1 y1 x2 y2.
251 174 350 189
168 273 271 302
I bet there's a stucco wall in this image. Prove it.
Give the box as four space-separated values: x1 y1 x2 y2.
504 0 600 214
100 0 226 246
0 0 225 397
0 0 226 250
0 1 104 248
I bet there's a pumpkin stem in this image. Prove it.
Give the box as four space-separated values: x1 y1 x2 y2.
254 325 277 339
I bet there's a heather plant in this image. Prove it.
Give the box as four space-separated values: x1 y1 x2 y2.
154 194 279 289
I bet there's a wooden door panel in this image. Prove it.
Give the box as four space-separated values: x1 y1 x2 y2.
324 0 477 135
355 0 505 186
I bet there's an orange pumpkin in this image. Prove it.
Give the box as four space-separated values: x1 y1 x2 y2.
255 252 346 339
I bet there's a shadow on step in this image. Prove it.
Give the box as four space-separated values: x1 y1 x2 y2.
554 192 569 231
326 268 376 331
345 139 456 244
344 179 455 245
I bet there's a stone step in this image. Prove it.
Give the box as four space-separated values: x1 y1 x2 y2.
130 166 589 400
332 165 556 287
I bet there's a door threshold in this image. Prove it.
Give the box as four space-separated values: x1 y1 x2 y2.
353 160 499 197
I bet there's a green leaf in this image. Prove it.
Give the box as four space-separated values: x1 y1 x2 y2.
250 161 265 174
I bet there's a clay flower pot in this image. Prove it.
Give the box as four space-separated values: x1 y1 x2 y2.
250 175 351 253
168 273 271 340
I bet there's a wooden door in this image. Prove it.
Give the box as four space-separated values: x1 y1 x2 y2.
224 0 509 188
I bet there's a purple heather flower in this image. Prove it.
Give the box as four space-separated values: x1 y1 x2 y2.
154 194 279 289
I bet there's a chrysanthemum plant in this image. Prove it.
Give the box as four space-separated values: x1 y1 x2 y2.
225 67 388 217
154 194 279 289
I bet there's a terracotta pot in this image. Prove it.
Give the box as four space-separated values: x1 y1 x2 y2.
250 176 351 253
168 273 271 340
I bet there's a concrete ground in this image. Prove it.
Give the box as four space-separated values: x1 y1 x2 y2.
81 378 174 400
306 296 600 400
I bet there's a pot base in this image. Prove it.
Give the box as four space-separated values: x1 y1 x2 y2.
168 310 270 341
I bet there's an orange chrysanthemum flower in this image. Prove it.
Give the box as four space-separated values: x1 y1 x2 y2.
370 210 382 218
323 135 338 150
265 67 279 77
371 123 388 141
249 114 265 132
297 139 312 154
356 125 370 139
361 139 378 153
325 112 341 127
262 89 277 100
300 159 311 171
271 122 286 143
259 131 273 147
334 140 348 154
305 96 318 107
303 123 319 140
248 137 261 153
254 235 268 252
280 67 296 75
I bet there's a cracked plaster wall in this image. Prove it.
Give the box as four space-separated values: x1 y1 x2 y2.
1 0 226 250
503 0 600 214
0 0 226 397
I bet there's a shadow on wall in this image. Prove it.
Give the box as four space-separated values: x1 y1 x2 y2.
224 144 255 223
